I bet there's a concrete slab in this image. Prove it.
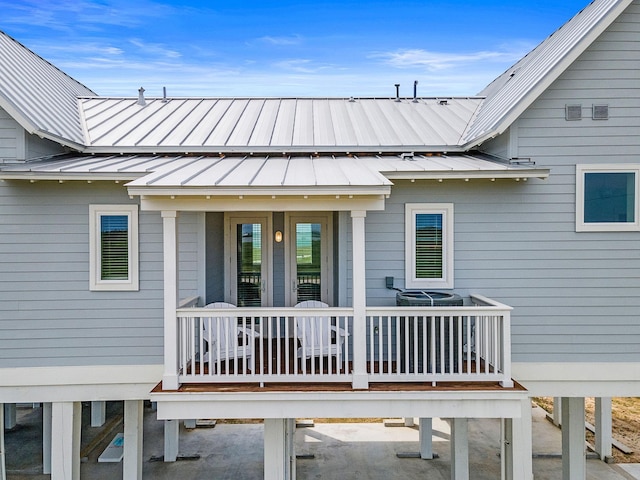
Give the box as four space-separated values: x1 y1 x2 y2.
4 402 636 480
617 464 640 479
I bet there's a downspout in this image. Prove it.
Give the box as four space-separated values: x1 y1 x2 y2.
0 404 6 480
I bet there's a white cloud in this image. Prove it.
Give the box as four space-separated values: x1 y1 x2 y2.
258 35 303 46
376 48 527 71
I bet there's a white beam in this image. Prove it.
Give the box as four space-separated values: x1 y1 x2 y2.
42 403 52 475
450 418 469 480
51 402 81 480
419 418 433 459
561 397 585 480
351 210 368 389
124 400 144 480
162 211 179 390
164 419 179 462
91 401 106 427
595 397 612 461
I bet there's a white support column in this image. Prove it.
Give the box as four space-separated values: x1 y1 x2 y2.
164 419 179 462
286 418 296 480
503 399 533 480
595 397 613 461
91 401 106 427
561 397 585 480
419 418 433 460
42 403 52 475
51 402 81 480
1 404 6 480
123 400 144 480
3 405 15 431
162 210 179 390
264 419 292 480
552 397 562 426
351 210 368 389
450 418 469 480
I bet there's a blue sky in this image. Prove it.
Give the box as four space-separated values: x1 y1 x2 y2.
1 0 589 98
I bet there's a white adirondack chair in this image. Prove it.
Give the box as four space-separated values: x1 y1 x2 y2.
202 302 260 373
294 300 348 372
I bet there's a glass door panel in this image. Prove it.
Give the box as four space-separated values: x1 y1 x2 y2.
295 222 322 303
236 223 262 306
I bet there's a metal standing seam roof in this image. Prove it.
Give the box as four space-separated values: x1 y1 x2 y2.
462 0 634 147
0 153 549 194
78 97 484 153
0 31 96 147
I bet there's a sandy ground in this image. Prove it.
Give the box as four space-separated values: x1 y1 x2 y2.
534 397 640 463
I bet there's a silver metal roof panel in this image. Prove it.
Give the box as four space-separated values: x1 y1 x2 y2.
0 31 95 147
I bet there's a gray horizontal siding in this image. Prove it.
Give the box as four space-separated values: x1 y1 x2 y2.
0 180 199 368
0 107 20 160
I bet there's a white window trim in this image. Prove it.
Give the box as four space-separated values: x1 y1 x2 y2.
405 203 454 289
576 164 640 232
89 204 139 291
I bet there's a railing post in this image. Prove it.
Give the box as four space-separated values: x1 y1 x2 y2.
351 210 368 389
500 310 513 388
162 211 180 390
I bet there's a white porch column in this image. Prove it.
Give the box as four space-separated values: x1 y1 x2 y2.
91 401 106 427
264 419 294 480
3 405 15 431
164 419 179 462
419 418 433 459
595 397 613 461
561 397 585 480
123 400 144 480
503 399 533 480
42 403 52 475
450 418 469 480
351 210 368 389
51 402 81 480
552 397 562 426
162 210 179 390
1 403 6 480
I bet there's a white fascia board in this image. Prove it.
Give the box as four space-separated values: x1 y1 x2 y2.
138 194 387 212
0 172 144 182
0 365 163 402
463 0 634 150
152 390 529 420
126 186 391 197
382 169 550 181
513 362 640 397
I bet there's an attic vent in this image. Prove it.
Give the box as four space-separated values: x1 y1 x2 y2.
438 99 449 106
565 104 582 121
592 104 609 120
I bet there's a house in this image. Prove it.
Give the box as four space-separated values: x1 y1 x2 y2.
1 0 639 478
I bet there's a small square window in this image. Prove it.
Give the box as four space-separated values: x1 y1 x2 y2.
576 165 640 232
90 205 139 291
405 204 454 288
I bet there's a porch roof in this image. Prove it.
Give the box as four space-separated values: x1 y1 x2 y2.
0 152 548 191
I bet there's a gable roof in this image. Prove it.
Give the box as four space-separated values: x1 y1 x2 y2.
0 31 96 149
462 0 634 147
78 96 483 154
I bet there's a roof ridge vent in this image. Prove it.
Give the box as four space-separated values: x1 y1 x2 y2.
137 87 146 106
401 152 415 161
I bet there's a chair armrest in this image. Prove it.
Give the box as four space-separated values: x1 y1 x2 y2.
237 326 262 338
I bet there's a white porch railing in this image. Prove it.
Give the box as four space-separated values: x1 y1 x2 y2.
174 295 512 388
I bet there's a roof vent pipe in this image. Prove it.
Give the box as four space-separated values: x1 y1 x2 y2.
394 84 400 102
137 87 146 106
412 80 419 103
162 86 168 103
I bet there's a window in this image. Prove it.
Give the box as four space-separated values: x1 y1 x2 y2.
405 203 454 289
90 205 139 291
576 165 640 232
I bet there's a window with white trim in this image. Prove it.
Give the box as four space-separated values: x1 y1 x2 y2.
89 205 139 291
405 203 454 289
576 164 640 232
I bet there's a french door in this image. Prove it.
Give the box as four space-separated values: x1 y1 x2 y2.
225 213 272 306
286 213 332 306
